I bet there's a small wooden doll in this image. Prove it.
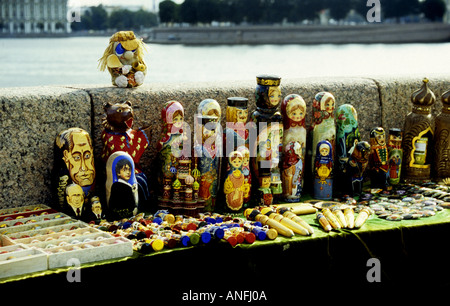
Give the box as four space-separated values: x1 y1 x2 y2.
434 89 450 182
65 183 88 221
105 151 139 219
281 94 307 202
311 92 336 173
402 79 435 182
257 162 273 207
345 141 371 196
194 98 222 212
98 31 147 88
237 145 252 205
313 140 334 200
336 104 361 172
54 127 96 212
223 151 248 213
369 127 389 189
387 128 403 185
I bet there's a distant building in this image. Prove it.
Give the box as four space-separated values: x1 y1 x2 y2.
0 0 70 34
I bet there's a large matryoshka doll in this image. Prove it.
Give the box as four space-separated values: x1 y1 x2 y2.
194 99 222 212
105 151 138 219
251 74 283 203
387 128 403 185
54 127 97 220
156 101 190 211
369 127 389 189
281 94 307 202
402 79 435 183
311 92 336 172
434 89 450 183
224 97 252 205
313 140 334 200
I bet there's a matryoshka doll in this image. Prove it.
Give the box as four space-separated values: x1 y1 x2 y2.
387 128 403 185
281 94 307 202
369 127 389 189
156 101 189 211
346 141 371 196
402 79 435 183
251 75 283 203
257 162 273 207
223 151 249 213
105 151 138 219
434 89 450 182
311 92 336 173
54 127 96 216
194 98 222 212
313 140 334 200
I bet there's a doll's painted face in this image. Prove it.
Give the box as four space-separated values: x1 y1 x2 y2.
286 97 306 123
289 107 305 122
63 131 95 187
173 113 183 129
320 145 330 157
230 155 243 169
261 176 271 188
118 164 132 181
375 133 386 146
236 109 248 123
268 86 281 106
324 99 335 113
66 184 84 209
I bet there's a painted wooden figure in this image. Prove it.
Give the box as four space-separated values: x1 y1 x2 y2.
345 141 371 196
105 151 139 219
256 162 273 207
313 140 334 200
281 94 307 202
387 128 403 185
223 150 249 213
434 89 450 182
336 104 361 173
369 127 389 189
98 31 147 88
194 99 222 212
402 79 435 183
252 75 283 203
224 97 252 206
54 127 96 217
101 101 150 208
311 92 336 173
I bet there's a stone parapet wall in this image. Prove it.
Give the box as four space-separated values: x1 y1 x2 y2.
1 75 449 209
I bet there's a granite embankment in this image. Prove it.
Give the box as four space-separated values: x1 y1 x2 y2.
0 75 449 209
147 23 450 45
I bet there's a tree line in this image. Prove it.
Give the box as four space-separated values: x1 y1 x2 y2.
159 0 447 25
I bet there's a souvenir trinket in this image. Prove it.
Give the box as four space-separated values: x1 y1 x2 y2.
260 207 310 236
223 151 249 213
224 97 252 205
65 183 88 220
402 79 435 182
54 127 96 215
434 89 450 182
252 75 283 203
354 207 372 228
311 92 336 172
345 141 371 196
105 151 139 219
244 209 294 238
369 127 389 189
336 104 361 173
281 94 307 202
276 207 314 234
98 31 147 88
101 101 150 208
387 128 403 185
313 140 334 200
256 162 273 206
156 101 195 215
194 99 222 212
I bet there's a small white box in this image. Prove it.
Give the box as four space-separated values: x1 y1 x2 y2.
0 245 48 279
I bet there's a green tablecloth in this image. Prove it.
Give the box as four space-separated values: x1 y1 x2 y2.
2 208 450 301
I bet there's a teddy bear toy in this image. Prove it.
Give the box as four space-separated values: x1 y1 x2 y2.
98 31 148 88
101 100 151 208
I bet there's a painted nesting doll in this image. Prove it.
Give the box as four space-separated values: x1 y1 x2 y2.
252 75 283 203
105 151 138 219
387 128 403 185
194 99 222 212
313 140 334 200
369 127 389 189
434 89 450 182
98 31 147 88
157 101 190 211
311 92 336 173
346 141 371 196
54 127 96 218
402 79 436 183
101 101 150 208
281 94 307 202
223 150 249 213
336 104 361 173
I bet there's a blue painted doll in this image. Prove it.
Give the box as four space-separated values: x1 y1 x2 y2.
313 140 333 200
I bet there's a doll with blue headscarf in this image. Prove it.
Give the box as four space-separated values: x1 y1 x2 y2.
106 151 138 219
313 140 333 200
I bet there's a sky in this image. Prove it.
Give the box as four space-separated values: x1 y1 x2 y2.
68 0 183 11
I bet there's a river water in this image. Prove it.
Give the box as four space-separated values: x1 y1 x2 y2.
1 36 449 88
